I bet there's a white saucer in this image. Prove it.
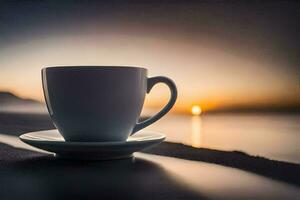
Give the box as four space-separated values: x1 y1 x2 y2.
19 129 165 160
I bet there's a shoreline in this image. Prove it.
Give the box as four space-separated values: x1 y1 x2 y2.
143 141 300 187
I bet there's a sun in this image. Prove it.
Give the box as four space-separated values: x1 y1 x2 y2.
191 105 202 115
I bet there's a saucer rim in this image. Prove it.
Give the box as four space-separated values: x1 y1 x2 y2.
19 129 166 146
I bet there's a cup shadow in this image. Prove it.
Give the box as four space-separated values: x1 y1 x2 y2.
0 142 206 200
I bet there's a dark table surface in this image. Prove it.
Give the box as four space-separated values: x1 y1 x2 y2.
0 112 299 200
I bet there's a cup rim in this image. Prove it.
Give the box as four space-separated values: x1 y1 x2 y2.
42 66 147 71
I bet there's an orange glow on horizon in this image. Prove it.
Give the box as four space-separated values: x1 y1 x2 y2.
0 34 299 113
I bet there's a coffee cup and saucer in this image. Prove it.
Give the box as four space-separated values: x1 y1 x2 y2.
20 66 177 160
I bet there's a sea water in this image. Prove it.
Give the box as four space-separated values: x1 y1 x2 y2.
147 113 300 164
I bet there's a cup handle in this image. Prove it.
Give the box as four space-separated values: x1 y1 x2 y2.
132 76 177 134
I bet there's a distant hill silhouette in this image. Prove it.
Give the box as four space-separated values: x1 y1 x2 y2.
0 91 40 105
0 91 46 113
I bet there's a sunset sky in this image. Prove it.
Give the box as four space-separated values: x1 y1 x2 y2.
0 1 299 113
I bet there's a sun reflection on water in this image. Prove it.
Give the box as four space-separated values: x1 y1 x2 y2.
191 116 203 148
